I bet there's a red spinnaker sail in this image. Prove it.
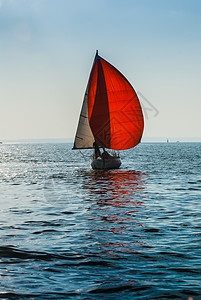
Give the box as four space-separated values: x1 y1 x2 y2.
88 54 144 150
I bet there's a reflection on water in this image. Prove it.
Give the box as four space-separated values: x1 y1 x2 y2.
80 170 147 257
84 170 146 203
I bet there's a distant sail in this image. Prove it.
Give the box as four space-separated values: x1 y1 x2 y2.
73 52 144 150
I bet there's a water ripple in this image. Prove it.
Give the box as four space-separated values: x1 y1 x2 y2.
0 143 201 299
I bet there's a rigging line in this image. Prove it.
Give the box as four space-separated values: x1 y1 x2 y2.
79 150 90 161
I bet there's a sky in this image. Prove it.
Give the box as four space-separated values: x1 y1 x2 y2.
0 0 201 141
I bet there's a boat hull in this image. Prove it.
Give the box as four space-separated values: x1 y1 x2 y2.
91 157 121 170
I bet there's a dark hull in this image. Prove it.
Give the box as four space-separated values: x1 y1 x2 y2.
91 157 121 170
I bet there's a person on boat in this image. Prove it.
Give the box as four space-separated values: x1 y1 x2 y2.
93 141 101 158
102 148 111 159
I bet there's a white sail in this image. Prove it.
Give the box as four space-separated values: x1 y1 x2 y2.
72 86 95 149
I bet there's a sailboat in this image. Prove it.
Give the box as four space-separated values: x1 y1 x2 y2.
72 51 144 170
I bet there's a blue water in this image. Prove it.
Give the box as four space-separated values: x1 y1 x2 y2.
0 143 201 299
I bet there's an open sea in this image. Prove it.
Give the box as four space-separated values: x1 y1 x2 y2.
0 142 201 300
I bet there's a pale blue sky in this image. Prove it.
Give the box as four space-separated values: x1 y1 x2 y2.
0 0 201 140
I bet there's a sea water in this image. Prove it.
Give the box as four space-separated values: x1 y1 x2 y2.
0 142 201 299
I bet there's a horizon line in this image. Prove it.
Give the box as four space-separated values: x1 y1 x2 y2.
1 137 201 144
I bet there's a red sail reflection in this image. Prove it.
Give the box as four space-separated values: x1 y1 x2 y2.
83 170 147 256
85 170 146 208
